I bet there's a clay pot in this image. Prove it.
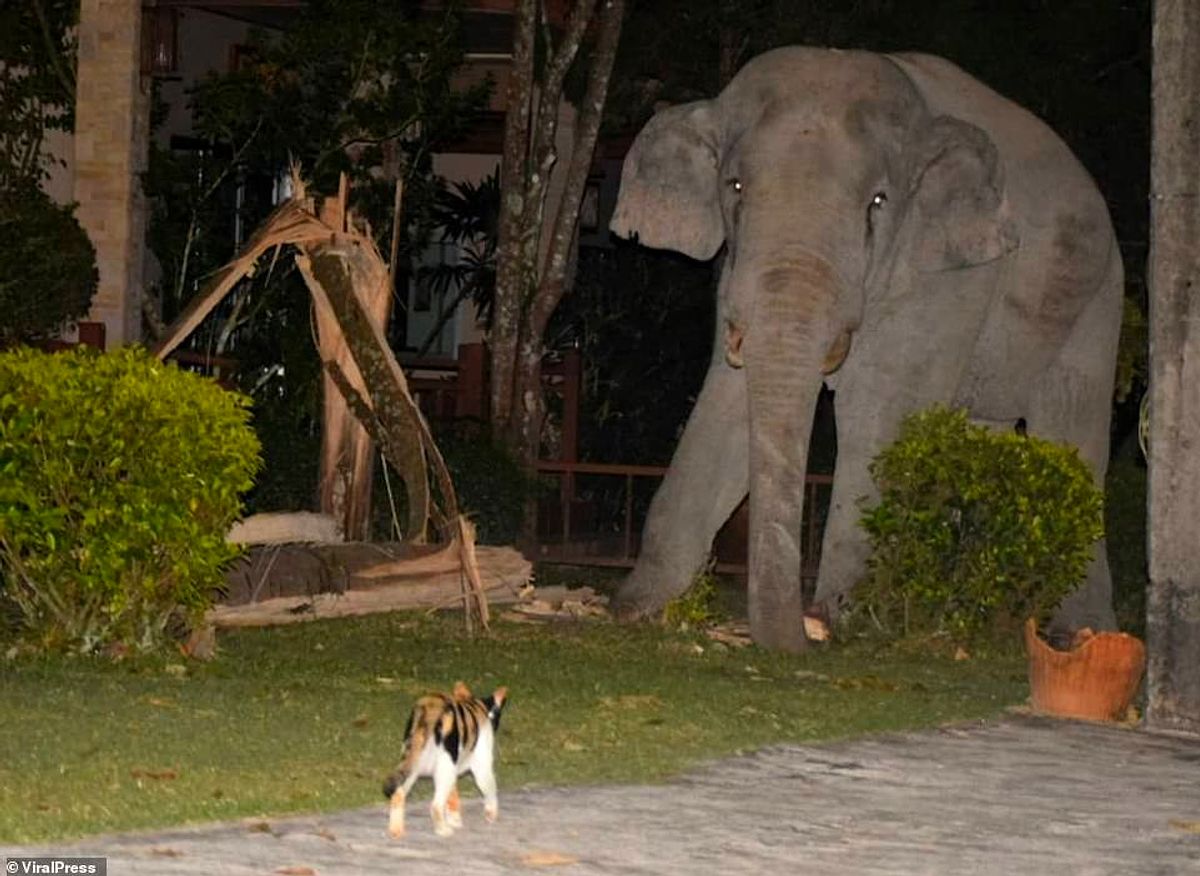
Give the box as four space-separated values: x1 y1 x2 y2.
1024 617 1146 722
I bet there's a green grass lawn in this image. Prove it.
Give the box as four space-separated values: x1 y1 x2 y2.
0 612 1027 843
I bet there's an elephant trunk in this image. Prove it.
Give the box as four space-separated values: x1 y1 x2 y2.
740 254 841 651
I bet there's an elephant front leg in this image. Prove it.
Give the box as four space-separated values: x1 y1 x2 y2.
612 361 750 619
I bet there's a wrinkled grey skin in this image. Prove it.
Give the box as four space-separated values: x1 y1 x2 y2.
610 47 1122 651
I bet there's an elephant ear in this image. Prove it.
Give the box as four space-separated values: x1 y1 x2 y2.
610 101 723 261
905 115 1018 272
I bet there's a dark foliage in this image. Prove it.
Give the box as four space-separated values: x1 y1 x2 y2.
0 183 97 346
0 0 76 189
435 424 539 545
415 171 501 351
556 241 715 466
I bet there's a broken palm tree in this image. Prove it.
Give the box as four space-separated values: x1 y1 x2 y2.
153 171 501 632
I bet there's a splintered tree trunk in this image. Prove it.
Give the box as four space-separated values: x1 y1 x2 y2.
298 246 431 543
1147 0 1200 734
152 179 491 632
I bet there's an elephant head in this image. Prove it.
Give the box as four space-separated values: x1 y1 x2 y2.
611 47 1017 650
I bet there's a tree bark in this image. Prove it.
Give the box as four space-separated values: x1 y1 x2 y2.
299 248 432 541
488 0 625 544
1147 0 1200 734
512 0 626 470
491 0 538 440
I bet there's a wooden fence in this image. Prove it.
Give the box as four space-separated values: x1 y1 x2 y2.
534 460 834 580
157 337 831 577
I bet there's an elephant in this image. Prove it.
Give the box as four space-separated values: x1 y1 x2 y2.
609 47 1123 651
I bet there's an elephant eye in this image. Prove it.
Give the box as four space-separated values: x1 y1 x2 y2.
866 190 888 236
726 178 743 194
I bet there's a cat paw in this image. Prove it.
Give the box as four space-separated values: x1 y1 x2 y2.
447 810 464 829
484 804 499 824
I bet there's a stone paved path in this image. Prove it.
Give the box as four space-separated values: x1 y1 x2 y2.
9 716 1200 875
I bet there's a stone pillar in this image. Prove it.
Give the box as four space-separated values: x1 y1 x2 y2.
73 0 149 346
1147 0 1200 735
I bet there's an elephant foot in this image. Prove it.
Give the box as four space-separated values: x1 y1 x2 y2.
612 560 697 621
808 592 851 625
609 587 663 622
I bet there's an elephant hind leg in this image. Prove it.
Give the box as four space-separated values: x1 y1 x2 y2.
1025 266 1123 632
613 363 750 619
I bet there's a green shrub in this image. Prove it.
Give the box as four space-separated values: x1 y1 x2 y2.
662 564 723 630
0 347 261 653
0 184 98 346
434 425 538 545
857 406 1103 640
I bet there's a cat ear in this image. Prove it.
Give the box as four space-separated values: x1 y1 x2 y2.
492 686 508 706
452 681 472 700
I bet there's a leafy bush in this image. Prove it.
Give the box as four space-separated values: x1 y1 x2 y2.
662 564 723 631
857 406 1103 640
0 184 98 346
0 347 261 653
434 425 538 545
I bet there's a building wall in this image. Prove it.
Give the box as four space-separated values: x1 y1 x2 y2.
154 9 258 146
73 0 150 346
41 127 75 206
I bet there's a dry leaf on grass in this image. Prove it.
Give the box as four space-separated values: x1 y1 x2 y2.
520 851 579 867
149 847 182 858
706 624 752 648
794 670 831 683
275 868 317 876
1169 819 1200 834
598 694 662 710
130 768 178 781
830 675 900 692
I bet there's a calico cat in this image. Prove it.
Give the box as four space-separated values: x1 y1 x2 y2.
383 681 508 837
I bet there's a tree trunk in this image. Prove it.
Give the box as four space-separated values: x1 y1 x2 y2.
490 0 626 543
490 0 538 441
511 0 626 463
1147 0 1200 735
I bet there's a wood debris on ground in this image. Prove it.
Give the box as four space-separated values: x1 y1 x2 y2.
500 584 611 623
208 541 531 629
705 620 754 648
704 614 830 648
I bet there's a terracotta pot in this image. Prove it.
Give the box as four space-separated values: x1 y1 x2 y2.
1024 617 1146 722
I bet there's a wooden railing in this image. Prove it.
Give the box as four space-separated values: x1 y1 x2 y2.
534 460 835 578
39 321 106 353
166 349 239 388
